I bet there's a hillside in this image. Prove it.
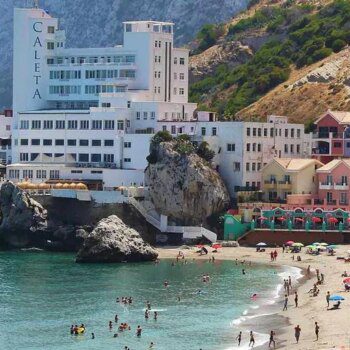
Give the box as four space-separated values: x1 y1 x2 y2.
0 0 249 109
189 0 350 123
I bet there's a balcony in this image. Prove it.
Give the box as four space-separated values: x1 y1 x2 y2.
312 132 342 139
334 183 349 190
264 180 277 189
319 182 333 190
327 199 337 205
313 199 324 205
277 180 292 190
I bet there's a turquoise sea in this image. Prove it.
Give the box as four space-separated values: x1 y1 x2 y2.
0 252 286 350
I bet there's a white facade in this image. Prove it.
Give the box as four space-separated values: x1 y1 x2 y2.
0 111 12 164
10 5 311 197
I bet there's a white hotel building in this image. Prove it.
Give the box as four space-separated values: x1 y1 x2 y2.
8 5 311 197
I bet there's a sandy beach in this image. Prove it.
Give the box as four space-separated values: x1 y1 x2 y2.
158 245 350 350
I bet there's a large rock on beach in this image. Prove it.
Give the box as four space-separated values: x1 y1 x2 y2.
0 181 47 247
76 215 158 263
145 140 230 225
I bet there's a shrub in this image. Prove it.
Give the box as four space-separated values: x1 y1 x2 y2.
151 131 172 144
196 141 215 162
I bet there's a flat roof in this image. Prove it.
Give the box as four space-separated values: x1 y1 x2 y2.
18 110 90 115
123 20 174 26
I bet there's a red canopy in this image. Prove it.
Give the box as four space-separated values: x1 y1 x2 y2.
277 216 286 221
258 216 268 221
212 244 222 249
311 217 322 223
343 277 350 284
328 217 338 224
285 240 294 246
346 218 350 222
295 217 304 222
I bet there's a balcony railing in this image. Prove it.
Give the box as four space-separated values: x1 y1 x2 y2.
313 199 324 205
312 132 342 139
334 183 349 190
327 199 337 205
319 182 333 190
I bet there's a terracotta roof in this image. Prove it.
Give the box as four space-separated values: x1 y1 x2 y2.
317 159 350 172
272 158 323 171
315 110 350 124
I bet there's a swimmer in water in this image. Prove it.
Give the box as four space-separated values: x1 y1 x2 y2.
164 280 169 288
91 332 95 339
242 269 246 275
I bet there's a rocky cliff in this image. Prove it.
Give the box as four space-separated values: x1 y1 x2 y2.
145 139 230 225
0 0 249 108
76 215 158 263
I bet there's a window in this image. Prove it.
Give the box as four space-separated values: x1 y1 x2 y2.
246 143 250 152
227 143 235 152
117 120 124 130
212 127 217 136
32 120 41 129
233 162 240 171
151 112 156 120
43 139 52 146
23 169 33 179
104 120 115 130
67 139 76 146
124 142 131 148
257 163 261 171
79 139 89 146
20 153 29 162
257 128 261 137
55 120 65 129
103 154 114 163
253 128 256 136
124 158 131 163
20 120 29 129
179 73 185 80
31 139 40 146
173 88 177 95
104 140 114 146
284 144 288 153
20 139 28 146
91 154 101 162
340 192 348 204
334 142 341 148
143 112 148 120
201 127 206 136
179 88 184 95
297 144 300 153
92 120 102 129
80 120 89 129
30 153 39 161
246 162 250 171
179 57 185 65
171 125 176 134
43 120 53 129
297 129 301 138
47 58 54 65
162 126 167 132
47 42 55 50
264 128 267 137
291 129 295 138
101 102 111 108
285 129 288 138
174 57 178 64
92 140 101 146
78 154 89 162
252 163 256 171
270 128 274 137
49 170 60 179
71 170 83 174
136 112 141 120
68 120 77 129
257 143 261 152
246 128 250 136
55 139 64 146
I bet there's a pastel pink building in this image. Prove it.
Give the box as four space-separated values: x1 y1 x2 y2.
312 110 350 164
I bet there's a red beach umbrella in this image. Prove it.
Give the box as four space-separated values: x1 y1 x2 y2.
196 244 204 248
258 216 268 221
328 217 338 224
311 217 322 223
295 217 304 223
347 218 350 222
277 216 286 221
343 278 350 284
285 240 294 246
212 244 222 249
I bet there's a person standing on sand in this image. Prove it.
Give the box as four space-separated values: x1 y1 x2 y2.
294 325 301 343
249 331 255 347
315 322 320 340
236 331 242 346
269 330 276 348
326 291 330 308
307 265 311 276
294 291 298 307
283 294 288 311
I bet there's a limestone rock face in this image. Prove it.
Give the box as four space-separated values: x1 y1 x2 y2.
145 141 230 225
0 182 47 247
76 215 158 263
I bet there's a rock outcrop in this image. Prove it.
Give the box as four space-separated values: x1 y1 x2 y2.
0 182 47 247
76 215 158 263
145 141 230 225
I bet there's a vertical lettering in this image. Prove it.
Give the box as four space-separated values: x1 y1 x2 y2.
33 22 43 32
33 75 41 84
34 63 40 72
33 89 42 99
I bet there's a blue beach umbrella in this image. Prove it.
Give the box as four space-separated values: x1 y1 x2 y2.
329 295 345 301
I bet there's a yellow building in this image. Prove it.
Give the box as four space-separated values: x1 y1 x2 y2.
262 158 324 202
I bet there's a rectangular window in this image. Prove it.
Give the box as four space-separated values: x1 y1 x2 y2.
80 120 89 130
91 154 102 162
47 42 54 50
31 139 40 146
246 128 250 136
143 112 148 120
179 88 185 95
297 144 300 153
257 128 261 137
20 153 29 162
48 26 55 34
20 139 28 146
92 120 102 129
55 139 64 146
55 120 65 129
92 140 101 146
201 127 206 136
49 170 60 179
43 120 53 129
43 139 52 146
104 120 115 130
104 140 114 146
291 129 295 138
340 192 347 204
284 144 288 153
32 120 41 129
227 144 235 152
79 139 89 146
78 154 89 162
68 120 77 129
67 139 76 146
124 158 131 163
252 163 256 171
297 129 301 138
150 112 156 120
270 128 274 137
20 120 29 129
246 143 250 152
136 112 141 120
212 127 217 136
264 128 267 137
103 154 114 163
171 126 176 134
252 128 256 137
179 57 185 65
246 162 250 171
257 143 261 152
124 142 131 148
179 73 185 80
233 162 240 171
290 144 294 153
117 120 124 130
285 129 288 138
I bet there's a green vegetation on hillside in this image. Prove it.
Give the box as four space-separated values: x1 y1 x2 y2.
192 24 225 55
189 0 350 119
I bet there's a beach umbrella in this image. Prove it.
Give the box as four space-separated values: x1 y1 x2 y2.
292 243 304 247
347 218 350 222
329 295 345 301
319 243 328 247
212 244 222 249
256 242 267 246
313 242 321 246
196 244 204 248
294 217 304 222
343 278 350 284
328 217 338 224
258 216 268 221
312 217 322 223
277 216 286 221
285 240 294 246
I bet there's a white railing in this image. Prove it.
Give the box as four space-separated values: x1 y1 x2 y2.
128 198 217 242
